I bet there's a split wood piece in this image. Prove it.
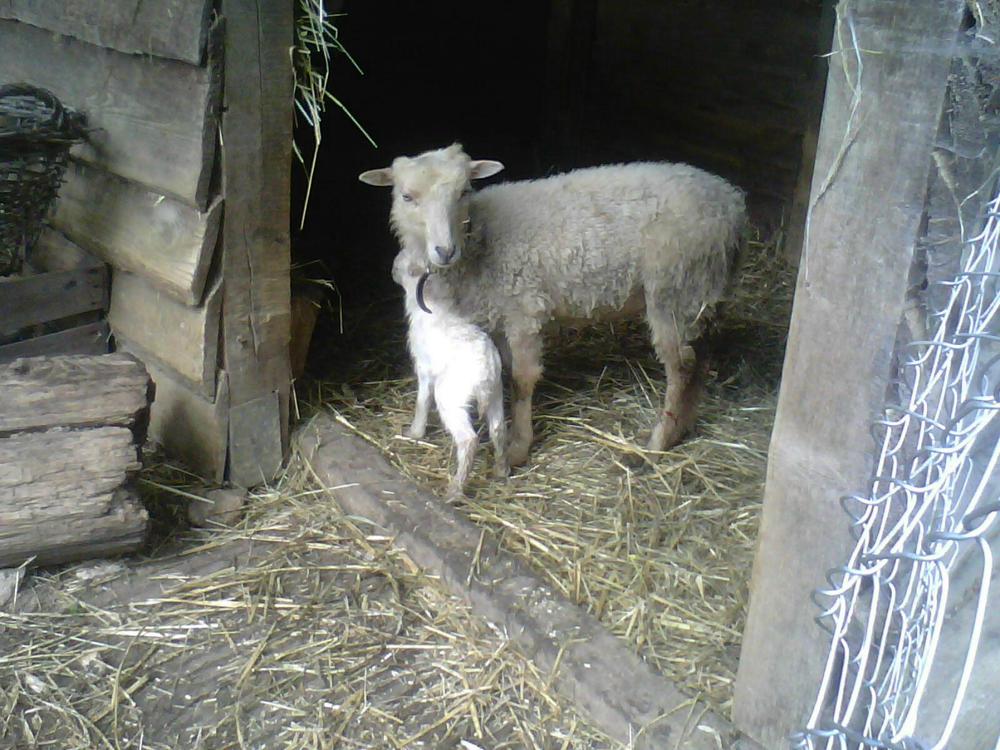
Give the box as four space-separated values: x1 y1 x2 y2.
54 161 222 306
297 414 763 750
0 426 147 567
0 17 220 207
111 272 222 399
0 353 152 436
0 0 213 65
0 263 106 339
0 321 109 364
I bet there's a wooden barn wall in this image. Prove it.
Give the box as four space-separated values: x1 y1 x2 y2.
0 5 232 482
544 0 827 222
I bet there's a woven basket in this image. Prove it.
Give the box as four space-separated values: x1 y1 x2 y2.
0 83 86 276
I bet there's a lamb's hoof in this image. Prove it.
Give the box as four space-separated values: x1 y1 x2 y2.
445 486 466 504
493 460 510 479
621 452 651 471
405 425 426 440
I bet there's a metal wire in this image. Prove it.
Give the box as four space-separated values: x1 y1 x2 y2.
792 187 1000 750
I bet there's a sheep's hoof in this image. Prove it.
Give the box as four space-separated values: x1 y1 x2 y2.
493 460 510 479
405 425 426 440
445 485 466 503
507 440 532 467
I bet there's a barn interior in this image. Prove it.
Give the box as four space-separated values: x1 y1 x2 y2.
291 0 830 714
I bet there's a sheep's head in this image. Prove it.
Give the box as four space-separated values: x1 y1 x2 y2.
359 144 503 268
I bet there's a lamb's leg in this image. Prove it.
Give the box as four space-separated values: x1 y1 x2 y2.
485 387 509 478
507 331 543 466
406 370 432 439
646 307 703 452
438 401 478 500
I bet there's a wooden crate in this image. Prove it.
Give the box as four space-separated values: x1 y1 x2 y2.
0 227 109 363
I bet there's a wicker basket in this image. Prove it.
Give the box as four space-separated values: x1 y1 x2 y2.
0 83 86 276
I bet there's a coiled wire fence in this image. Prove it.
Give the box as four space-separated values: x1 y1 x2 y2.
792 185 1000 749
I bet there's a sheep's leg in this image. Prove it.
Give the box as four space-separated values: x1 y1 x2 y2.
485 387 509 478
646 308 703 453
507 332 543 466
406 371 433 439
438 402 478 500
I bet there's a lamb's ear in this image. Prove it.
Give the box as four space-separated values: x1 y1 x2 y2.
469 160 504 180
359 168 394 187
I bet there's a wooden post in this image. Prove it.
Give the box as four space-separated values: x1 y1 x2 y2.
220 0 293 486
733 1 966 746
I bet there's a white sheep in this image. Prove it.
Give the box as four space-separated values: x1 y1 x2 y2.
362 144 746 465
391 250 509 498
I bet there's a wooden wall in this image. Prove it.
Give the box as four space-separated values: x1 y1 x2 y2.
0 1 293 485
543 0 827 223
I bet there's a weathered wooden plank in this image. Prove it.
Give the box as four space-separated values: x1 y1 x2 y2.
27 228 103 273
111 272 221 399
0 427 147 567
0 321 109 363
0 353 151 435
732 2 966 747
0 0 211 67
146 363 229 483
54 161 222 305
220 0 293 486
0 264 107 338
0 18 220 207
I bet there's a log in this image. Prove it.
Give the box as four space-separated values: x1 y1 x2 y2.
0 263 107 339
0 353 152 435
0 0 213 64
110 272 222 399
0 17 220 207
0 428 147 567
54 161 222 306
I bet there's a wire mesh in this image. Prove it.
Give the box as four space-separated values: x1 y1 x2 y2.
792 187 1000 749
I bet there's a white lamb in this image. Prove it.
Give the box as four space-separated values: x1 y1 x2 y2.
391 250 508 498
362 144 746 466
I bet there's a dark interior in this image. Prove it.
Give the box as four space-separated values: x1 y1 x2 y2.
293 0 827 376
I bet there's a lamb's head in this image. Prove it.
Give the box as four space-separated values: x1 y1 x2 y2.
359 144 503 268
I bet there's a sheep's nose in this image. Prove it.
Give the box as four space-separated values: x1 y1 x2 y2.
435 245 456 264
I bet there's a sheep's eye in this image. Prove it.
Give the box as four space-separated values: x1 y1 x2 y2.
402 192 415 203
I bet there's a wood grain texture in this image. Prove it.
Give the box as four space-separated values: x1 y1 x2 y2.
0 264 107 337
0 0 212 67
220 0 293 486
111 272 221 399
732 2 966 746
0 353 152 435
0 321 109 363
0 427 146 567
54 161 222 305
0 18 220 207
146 363 229 483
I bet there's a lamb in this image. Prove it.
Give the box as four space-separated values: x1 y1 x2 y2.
361 144 746 466
391 250 509 498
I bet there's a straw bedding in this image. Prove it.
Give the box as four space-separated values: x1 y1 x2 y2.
0 457 621 748
309 231 795 715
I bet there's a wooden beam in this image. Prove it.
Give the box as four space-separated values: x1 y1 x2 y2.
220 0 293 487
732 2 967 747
0 353 152 435
145 363 229 484
53 161 221 306
0 0 212 66
0 18 220 208
110 272 222 399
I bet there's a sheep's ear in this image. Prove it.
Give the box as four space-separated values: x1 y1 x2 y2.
359 168 394 187
470 160 504 180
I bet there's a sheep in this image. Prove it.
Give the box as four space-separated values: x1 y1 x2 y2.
361 144 746 466
391 249 509 498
